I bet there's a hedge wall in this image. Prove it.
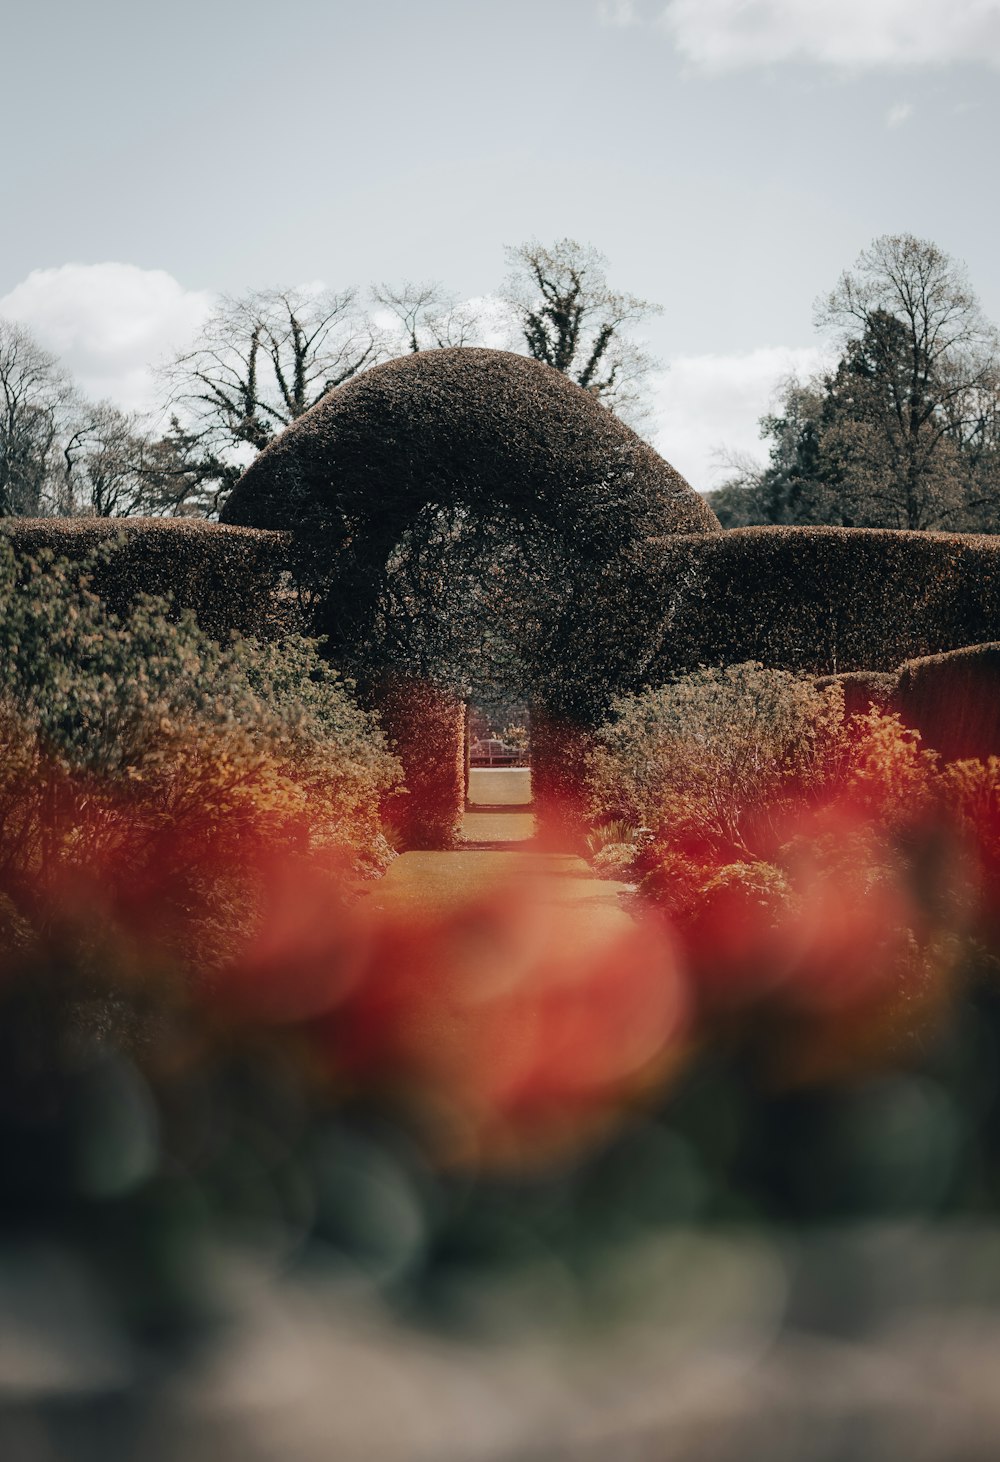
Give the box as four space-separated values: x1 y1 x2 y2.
895 643 1000 763
814 671 899 718
0 519 294 643
374 679 466 850
645 527 1000 679
10 518 1000 839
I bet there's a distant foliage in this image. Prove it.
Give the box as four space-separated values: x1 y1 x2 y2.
707 235 1000 534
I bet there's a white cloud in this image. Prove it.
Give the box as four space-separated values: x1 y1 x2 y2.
598 0 640 25
648 345 829 490
660 0 1000 72
0 263 213 417
886 101 914 126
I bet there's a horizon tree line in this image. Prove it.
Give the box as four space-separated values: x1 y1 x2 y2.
0 240 658 520
1 233 998 532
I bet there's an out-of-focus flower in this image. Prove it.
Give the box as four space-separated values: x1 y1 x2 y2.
324 888 690 1169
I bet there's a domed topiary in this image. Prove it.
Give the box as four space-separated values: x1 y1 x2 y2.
221 348 719 847
220 347 718 555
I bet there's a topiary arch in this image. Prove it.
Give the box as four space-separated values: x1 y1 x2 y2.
221 347 715 538
6 348 1000 844
220 348 720 843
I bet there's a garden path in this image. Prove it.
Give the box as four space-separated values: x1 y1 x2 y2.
372 768 635 930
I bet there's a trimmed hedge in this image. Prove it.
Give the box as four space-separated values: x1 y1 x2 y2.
220 349 719 676
217 349 721 844
375 679 466 849
896 643 1000 763
645 527 1000 679
0 519 294 643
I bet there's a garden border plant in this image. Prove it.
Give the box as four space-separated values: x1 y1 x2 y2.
0 537 402 956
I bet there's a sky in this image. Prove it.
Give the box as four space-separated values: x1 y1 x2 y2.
2 0 999 489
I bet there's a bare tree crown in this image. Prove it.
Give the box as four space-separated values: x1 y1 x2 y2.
163 287 384 456
501 238 662 423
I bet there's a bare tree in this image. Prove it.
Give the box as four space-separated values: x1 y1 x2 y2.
0 321 72 516
371 280 484 354
164 286 384 459
500 239 662 422
131 416 239 519
61 402 154 517
815 234 999 531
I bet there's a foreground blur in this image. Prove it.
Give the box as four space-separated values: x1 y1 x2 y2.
2 757 1000 1459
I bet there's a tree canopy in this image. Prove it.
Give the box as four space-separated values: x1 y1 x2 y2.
709 235 1000 532
500 238 661 424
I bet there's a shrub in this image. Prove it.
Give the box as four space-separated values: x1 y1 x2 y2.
599 664 979 1087
0 539 401 958
592 842 641 879
586 819 642 857
838 708 939 821
587 663 847 859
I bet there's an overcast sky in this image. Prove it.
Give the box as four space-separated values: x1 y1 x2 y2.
2 0 999 488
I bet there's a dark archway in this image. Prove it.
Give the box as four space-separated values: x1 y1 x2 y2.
221 348 720 843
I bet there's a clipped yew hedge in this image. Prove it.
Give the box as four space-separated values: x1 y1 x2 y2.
814 671 899 718
215 350 724 847
895 643 1000 763
221 349 719 673
375 679 466 850
0 519 294 642
646 527 1000 679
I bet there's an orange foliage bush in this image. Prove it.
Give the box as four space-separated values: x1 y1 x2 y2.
590 666 990 1083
